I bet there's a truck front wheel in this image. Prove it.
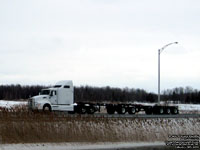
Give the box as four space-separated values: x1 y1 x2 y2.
43 104 52 112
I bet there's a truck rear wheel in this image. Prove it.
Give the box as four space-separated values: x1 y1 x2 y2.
87 107 95 114
80 107 87 114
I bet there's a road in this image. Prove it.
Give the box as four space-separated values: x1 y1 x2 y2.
0 142 168 150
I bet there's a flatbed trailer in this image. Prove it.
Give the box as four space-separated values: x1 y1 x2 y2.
72 102 179 115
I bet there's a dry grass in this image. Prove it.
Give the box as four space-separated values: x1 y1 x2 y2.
0 107 199 144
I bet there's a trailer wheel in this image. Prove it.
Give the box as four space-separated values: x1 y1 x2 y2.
145 107 153 115
87 107 95 114
117 107 126 114
159 107 164 114
172 107 179 114
166 108 171 114
106 105 115 114
128 107 136 114
43 104 52 112
107 108 115 114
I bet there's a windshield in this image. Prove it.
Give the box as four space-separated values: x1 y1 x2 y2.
41 90 50 95
54 85 62 88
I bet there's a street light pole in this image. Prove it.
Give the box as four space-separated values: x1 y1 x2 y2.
158 42 178 104
158 49 161 104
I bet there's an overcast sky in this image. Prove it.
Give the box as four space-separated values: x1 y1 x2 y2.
0 0 200 92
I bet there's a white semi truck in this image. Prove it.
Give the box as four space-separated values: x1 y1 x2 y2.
28 80 179 115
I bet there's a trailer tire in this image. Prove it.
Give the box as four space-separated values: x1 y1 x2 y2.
43 104 52 112
106 105 115 114
117 107 126 114
172 107 179 114
159 107 164 114
166 108 171 114
107 109 115 114
128 107 136 114
145 107 153 115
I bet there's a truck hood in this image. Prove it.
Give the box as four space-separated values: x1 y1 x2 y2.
32 95 49 101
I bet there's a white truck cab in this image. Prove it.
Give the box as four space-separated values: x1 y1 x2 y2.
29 80 75 111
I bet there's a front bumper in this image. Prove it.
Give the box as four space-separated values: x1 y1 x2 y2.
28 98 39 110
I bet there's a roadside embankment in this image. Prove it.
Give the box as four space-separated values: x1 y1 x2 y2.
0 112 199 143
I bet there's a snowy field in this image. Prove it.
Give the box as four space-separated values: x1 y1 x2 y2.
0 100 27 108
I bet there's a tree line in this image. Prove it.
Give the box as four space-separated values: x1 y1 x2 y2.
162 86 200 104
0 84 199 104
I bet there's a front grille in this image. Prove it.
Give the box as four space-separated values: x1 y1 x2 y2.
28 99 33 109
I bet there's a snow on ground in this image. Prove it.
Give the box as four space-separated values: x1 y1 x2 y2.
0 100 27 108
0 142 165 150
177 104 200 111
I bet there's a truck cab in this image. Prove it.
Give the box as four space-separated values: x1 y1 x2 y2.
28 80 74 112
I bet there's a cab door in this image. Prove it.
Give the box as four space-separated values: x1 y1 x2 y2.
50 90 58 105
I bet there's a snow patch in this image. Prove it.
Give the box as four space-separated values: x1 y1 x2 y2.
0 100 27 108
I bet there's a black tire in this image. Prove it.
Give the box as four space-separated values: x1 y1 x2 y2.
145 107 153 115
117 107 126 114
145 110 152 115
80 107 87 114
87 107 95 114
43 104 52 112
159 107 164 114
107 108 115 114
106 105 115 114
172 107 179 114
128 107 136 114
166 108 171 114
